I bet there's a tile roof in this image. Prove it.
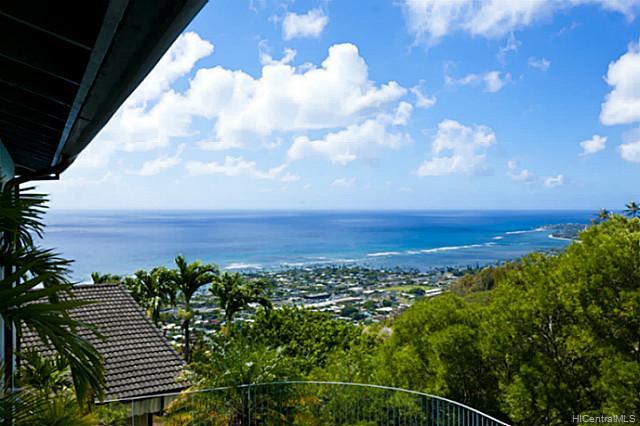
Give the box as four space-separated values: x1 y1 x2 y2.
21 283 187 401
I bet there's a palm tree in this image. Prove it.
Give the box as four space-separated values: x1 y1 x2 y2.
592 208 611 224
17 351 98 426
166 255 218 362
210 272 272 333
127 267 174 327
623 201 640 218
0 187 103 408
90 272 122 284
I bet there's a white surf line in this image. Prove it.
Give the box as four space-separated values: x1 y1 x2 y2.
504 226 546 235
366 242 495 258
224 262 263 270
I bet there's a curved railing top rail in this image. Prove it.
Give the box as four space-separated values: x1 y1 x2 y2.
102 380 511 426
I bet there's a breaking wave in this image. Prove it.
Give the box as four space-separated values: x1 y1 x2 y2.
367 242 495 258
224 262 262 270
504 227 546 235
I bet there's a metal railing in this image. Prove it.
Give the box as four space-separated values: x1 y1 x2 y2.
107 381 510 426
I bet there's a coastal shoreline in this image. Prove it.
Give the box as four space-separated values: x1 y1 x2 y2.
42 210 589 281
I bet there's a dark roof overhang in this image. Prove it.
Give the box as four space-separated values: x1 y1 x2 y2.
0 0 207 184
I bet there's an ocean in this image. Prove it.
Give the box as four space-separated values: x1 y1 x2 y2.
43 210 592 282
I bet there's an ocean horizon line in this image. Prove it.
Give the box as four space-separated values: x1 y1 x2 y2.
46 208 598 213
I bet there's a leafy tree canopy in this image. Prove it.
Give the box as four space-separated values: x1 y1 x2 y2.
243 306 370 375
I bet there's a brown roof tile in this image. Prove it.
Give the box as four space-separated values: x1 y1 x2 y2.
21 283 186 401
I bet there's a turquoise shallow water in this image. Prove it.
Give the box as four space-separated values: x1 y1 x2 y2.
43 210 592 281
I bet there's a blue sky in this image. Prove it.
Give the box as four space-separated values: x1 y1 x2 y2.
42 0 640 210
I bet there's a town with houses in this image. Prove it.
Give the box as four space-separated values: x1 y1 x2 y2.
160 223 586 344
161 265 463 344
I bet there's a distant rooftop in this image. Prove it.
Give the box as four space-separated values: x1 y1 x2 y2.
21 283 186 401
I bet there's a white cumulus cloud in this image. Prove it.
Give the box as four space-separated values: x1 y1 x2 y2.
579 134 607 156
75 32 213 168
600 39 640 125
400 0 640 44
410 82 437 108
379 101 414 126
416 119 496 176
528 56 551 71
446 69 511 93
507 160 535 182
130 32 214 105
544 174 565 188
497 33 521 62
138 144 186 176
74 30 417 184
483 71 511 92
186 156 299 182
332 177 356 187
78 36 409 175
619 128 640 162
187 43 406 150
282 9 329 40
287 119 411 165
259 41 297 66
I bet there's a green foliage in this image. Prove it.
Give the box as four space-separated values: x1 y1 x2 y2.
16 352 97 426
0 187 103 407
190 334 297 388
90 272 121 284
244 306 367 374
169 335 299 426
485 216 640 424
375 294 499 413
1 250 104 406
18 392 97 426
19 351 72 395
310 215 640 425
167 255 219 305
92 403 130 426
210 272 272 331
623 201 640 218
23 204 636 425
125 267 174 326
408 286 426 296
0 389 41 425
592 208 612 224
166 255 219 362
339 304 359 318
449 262 516 296
93 211 640 425
310 341 378 385
0 187 47 248
99 256 221 362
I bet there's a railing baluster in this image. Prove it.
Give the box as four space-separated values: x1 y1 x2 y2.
108 381 511 426
445 399 447 426
446 401 449 426
430 395 434 425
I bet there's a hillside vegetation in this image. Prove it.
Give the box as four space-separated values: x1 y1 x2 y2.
186 215 640 425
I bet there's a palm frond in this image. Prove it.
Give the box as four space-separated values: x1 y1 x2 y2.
1 186 104 407
0 187 48 248
1 271 105 404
